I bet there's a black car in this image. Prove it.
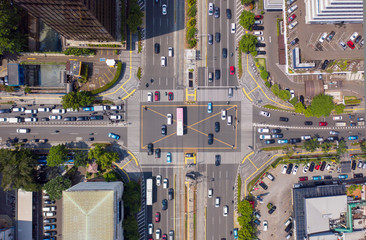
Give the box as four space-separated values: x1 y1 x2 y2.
271 129 281 133
253 26 264 30
279 117 289 122
309 162 315 172
355 35 362 44
215 32 220 42
88 137 94 141
168 188 174 200
148 143 154 155
320 161 326 171
215 154 221 166
214 7 220 18
290 138 301 144
328 136 338 142
90 115 103 120
351 160 357 170
268 206 276 214
326 31 335 42
226 9 231 19
256 43 265 47
64 117 77 121
354 173 363 178
161 125 167 136
154 43 160 54
41 117 49 121
208 34 213 45
222 48 227 58
324 175 332 180
208 133 214 145
186 172 197 180
286 163 293 174
300 95 305 104
257 51 266 55
215 70 220 80
185 153 194 158
321 60 329 70
215 122 220 132
77 116 89 121
290 38 299 45
155 148 161 158
304 121 313 125
265 139 275 144
259 182 268 190
285 222 293 233
162 199 168 210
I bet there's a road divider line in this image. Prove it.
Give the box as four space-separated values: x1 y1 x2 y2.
248 86 259 95
127 150 139 166
241 151 254 164
247 158 258 170
242 88 253 102
113 162 130 181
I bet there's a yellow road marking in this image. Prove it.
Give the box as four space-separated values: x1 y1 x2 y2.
27 58 36 60
104 72 111 81
122 89 136 100
113 162 130 181
121 87 129 94
247 158 258 170
0 68 7 73
186 181 190 240
127 150 139 166
120 159 133 169
248 86 259 94
242 88 253 102
242 151 254 164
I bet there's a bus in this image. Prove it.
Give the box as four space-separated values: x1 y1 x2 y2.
177 107 184 136
146 178 153 206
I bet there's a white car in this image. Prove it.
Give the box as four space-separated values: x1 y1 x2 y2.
148 223 154 235
110 115 122 120
162 4 167 15
259 111 271 117
231 23 236 34
259 135 271 140
254 20 263 25
287 4 298 14
208 188 213 198
258 128 270 133
326 164 331 171
319 32 327 43
49 115 62 120
281 165 288 174
292 165 298 175
52 109 66 114
290 90 295 99
223 205 228 216
12 107 25 112
303 165 309 173
350 32 358 41
156 175 162 186
257 36 265 42
156 228 161 239
163 178 168 189
301 135 311 140
288 21 298 30
147 92 153 102
254 31 263 35
329 130 339 135
263 220 268 231
111 105 122 110
167 113 172 125
208 3 214 16
221 110 226 120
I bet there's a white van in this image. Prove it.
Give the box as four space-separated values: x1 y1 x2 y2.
221 110 226 120
147 92 153 102
227 115 232 125
25 109 37 114
168 47 173 57
111 105 122 110
215 197 220 207
231 23 236 33
208 72 213 82
228 88 233 98
38 108 51 112
16 128 30 133
287 4 298 14
161 56 166 66
333 116 342 120
12 107 25 112
167 114 172 125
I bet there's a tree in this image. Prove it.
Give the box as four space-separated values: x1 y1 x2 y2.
239 34 257 53
260 70 269 80
43 176 71 200
24 86 31 94
270 84 279 96
0 1 26 54
238 222 255 240
336 139 347 156
47 144 68 167
309 94 335 117
303 137 319 152
361 141 366 154
241 0 253 5
104 171 118 182
294 102 305 113
0 149 40 191
74 151 88 167
279 89 291 101
321 141 333 154
237 200 253 217
88 144 119 170
123 215 140 240
239 10 255 30
304 107 313 117
127 0 144 33
61 91 95 110
335 104 345 114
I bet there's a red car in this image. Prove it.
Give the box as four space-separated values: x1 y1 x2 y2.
230 66 235 75
299 176 308 181
255 15 263 20
315 164 321 170
155 212 160 222
168 92 173 101
288 14 296 22
162 234 167 240
155 91 160 101
347 40 355 49
319 122 328 126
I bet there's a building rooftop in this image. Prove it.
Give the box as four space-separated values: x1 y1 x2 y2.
16 190 33 240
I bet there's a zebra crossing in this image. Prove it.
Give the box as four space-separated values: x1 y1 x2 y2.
138 177 146 240
138 0 145 11
235 0 245 43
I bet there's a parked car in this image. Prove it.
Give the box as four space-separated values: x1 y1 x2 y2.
326 31 335 41
259 181 268 190
309 162 315 172
226 9 231 19
254 15 263 20
304 121 313 125
286 163 293 174
259 111 271 117
155 148 161 158
319 32 327 43
290 38 299 45
347 40 355 49
288 14 296 22
339 40 347 50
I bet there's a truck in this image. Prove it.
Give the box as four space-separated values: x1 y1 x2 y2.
7 117 21 123
83 106 110 111
44 225 56 231
335 122 346 127
146 178 153 206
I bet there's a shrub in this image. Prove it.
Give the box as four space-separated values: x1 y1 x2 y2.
259 66 264 71
265 81 271 88
24 86 31 94
64 47 95 56
188 39 197 48
137 67 142 80
91 62 123 95
188 5 197 17
187 18 196 28
187 27 196 39
260 70 269 80
250 51 257 57
188 0 196 7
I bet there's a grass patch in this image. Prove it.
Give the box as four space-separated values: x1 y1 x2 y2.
137 67 142 80
276 18 282 36
344 96 357 101
93 99 114 105
263 104 294 112
247 167 269 197
256 58 266 70
345 99 361 105
138 30 142 53
258 0 264 10
79 64 89 83
271 157 284 168
238 51 243 78
261 146 289 151
91 62 123 95
237 174 242 201
0 101 15 104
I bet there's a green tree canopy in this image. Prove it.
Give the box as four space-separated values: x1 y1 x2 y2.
61 91 95 110
74 151 88 167
303 137 319 152
270 84 280 96
43 176 72 200
127 0 144 33
309 94 335 117
239 10 255 30
0 149 40 191
334 104 345 114
88 144 119 170
0 1 26 54
336 139 347 156
104 171 118 182
321 141 333 154
260 70 269 80
239 34 258 53
279 89 291 101
47 144 69 167
294 102 305 114
241 0 253 4
361 141 366 154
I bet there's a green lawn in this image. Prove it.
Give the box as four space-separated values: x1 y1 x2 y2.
258 0 264 10
256 58 266 70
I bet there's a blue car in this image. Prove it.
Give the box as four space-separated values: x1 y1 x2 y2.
338 174 348 179
208 102 213 113
108 132 120 140
233 228 238 239
348 135 358 140
83 107 93 111
167 152 172 163
278 139 288 144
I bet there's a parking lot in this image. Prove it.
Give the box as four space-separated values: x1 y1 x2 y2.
41 191 62 239
140 102 240 152
251 160 366 239
286 0 364 62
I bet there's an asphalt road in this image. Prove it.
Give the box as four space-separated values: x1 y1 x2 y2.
201 0 237 87
143 0 185 90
